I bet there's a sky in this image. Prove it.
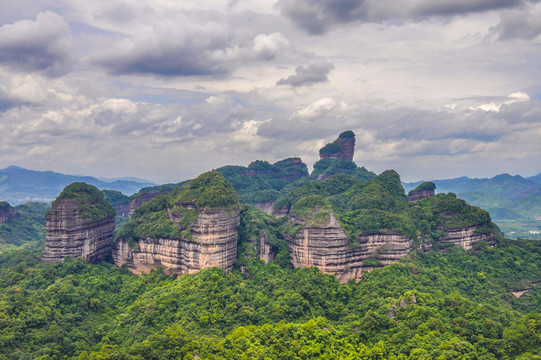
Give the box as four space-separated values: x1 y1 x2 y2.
1 0 541 183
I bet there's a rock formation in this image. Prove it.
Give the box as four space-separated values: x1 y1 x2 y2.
0 202 18 224
129 192 160 218
408 182 436 202
319 131 355 161
285 207 494 283
113 171 241 275
113 207 240 275
254 201 274 215
286 211 414 283
436 225 495 250
41 183 115 263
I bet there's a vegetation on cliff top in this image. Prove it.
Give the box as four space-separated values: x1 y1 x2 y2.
55 182 115 222
170 171 239 208
319 142 343 155
408 181 436 196
276 170 496 243
309 158 376 181
116 172 238 243
338 130 355 138
216 158 308 196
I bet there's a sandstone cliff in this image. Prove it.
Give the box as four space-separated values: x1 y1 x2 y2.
319 131 355 161
113 171 240 275
436 225 495 250
129 192 160 218
285 201 495 283
408 182 436 202
113 207 240 275
286 210 413 283
41 183 115 263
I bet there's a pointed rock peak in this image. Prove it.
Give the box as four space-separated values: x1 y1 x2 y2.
319 131 355 161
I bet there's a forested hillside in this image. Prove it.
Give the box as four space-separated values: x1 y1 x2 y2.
2 238 541 359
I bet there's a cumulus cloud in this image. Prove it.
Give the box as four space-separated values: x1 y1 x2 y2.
0 11 72 76
277 62 335 87
94 10 290 77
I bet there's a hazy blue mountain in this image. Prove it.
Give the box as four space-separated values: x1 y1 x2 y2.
527 172 541 185
404 173 541 239
0 166 154 204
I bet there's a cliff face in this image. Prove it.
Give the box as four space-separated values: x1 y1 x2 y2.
286 210 494 283
41 198 114 263
0 206 18 224
129 192 159 218
436 225 495 250
286 211 413 283
408 189 435 202
114 203 131 218
319 131 355 161
254 201 274 215
113 207 240 275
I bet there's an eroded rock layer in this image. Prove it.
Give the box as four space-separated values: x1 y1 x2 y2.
129 192 160 218
408 189 435 202
113 207 240 275
286 212 413 283
436 225 495 250
286 211 493 283
41 199 114 263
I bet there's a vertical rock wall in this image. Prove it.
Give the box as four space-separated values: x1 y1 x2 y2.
286 210 495 283
41 198 114 263
113 207 240 275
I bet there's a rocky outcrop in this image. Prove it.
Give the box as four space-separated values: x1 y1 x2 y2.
436 225 495 250
113 207 240 275
408 189 435 202
114 203 131 218
114 171 241 275
286 209 494 283
408 181 436 202
255 201 274 215
129 192 159 218
0 203 18 224
286 211 413 283
319 131 355 161
41 198 115 263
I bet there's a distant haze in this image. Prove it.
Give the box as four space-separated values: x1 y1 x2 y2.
1 1 541 183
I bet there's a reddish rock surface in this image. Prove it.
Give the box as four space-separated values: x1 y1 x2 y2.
319 131 356 161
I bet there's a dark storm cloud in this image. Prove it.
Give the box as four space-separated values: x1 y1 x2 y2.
277 62 335 87
0 11 72 76
412 0 522 17
488 5 541 41
277 0 538 35
275 0 374 35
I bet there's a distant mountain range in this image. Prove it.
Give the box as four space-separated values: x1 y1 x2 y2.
404 172 541 239
0 166 154 205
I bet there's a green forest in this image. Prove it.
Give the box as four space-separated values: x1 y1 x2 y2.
3 238 541 359
2 154 541 359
